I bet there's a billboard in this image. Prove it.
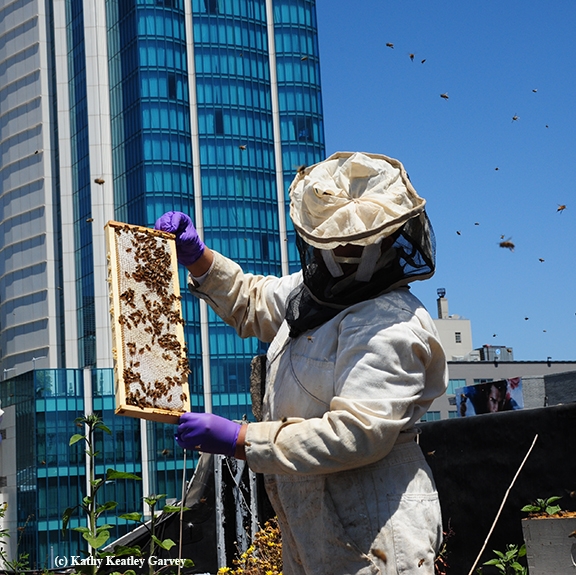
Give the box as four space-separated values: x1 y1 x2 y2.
455 378 523 417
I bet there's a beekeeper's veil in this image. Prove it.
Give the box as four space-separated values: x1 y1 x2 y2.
285 151 436 337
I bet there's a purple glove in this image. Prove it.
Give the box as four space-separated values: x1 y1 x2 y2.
154 211 206 266
175 412 241 457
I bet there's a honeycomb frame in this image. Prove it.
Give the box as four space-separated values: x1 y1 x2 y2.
105 220 191 424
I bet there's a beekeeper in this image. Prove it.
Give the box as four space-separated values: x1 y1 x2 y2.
156 151 448 575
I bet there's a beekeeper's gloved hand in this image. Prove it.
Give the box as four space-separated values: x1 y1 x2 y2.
175 412 241 457
155 211 206 267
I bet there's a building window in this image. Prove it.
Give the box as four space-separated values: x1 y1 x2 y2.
203 0 219 14
473 378 493 385
168 74 177 99
214 109 224 134
293 116 313 142
420 411 441 422
455 331 462 343
447 379 466 395
260 233 270 260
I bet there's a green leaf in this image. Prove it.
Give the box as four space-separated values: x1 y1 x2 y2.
83 529 110 549
96 501 118 515
144 494 167 507
118 512 143 522
61 506 77 533
518 544 527 558
95 423 112 435
110 545 143 557
162 505 190 513
69 434 85 446
72 526 91 534
106 469 141 481
546 504 561 515
151 535 176 551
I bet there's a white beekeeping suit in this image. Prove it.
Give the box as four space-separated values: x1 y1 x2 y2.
188 152 448 574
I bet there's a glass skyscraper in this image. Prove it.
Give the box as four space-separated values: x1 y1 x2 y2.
0 0 324 566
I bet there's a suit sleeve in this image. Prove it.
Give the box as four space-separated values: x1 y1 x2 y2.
188 250 302 343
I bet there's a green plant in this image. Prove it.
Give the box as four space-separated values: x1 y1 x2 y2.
0 503 31 574
481 543 527 575
119 494 194 575
62 414 142 573
62 413 195 574
521 496 562 516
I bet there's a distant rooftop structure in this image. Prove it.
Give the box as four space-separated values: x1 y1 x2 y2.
433 288 514 362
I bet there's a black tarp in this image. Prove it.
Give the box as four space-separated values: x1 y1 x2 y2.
417 402 576 573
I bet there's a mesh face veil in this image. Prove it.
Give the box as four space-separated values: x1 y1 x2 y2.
285 152 436 337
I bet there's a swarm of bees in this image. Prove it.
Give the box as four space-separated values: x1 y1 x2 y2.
106 222 191 423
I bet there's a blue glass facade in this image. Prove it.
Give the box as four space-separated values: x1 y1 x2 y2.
273 0 325 269
0 370 145 565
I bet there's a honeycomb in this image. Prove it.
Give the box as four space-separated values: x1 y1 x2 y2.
105 221 191 423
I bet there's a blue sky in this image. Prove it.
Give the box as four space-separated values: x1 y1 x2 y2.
315 1 576 361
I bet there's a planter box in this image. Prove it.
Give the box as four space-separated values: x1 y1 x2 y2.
521 516 576 574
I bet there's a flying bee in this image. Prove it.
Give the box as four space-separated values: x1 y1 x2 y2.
386 42 394 49
558 204 567 213
409 53 415 61
440 93 449 100
499 238 515 251
512 114 519 122
418 559 425 567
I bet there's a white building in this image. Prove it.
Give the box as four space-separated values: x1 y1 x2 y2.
426 290 576 420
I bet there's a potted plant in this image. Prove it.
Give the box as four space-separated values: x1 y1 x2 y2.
520 496 576 575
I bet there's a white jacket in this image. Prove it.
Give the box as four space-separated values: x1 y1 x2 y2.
189 251 448 574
